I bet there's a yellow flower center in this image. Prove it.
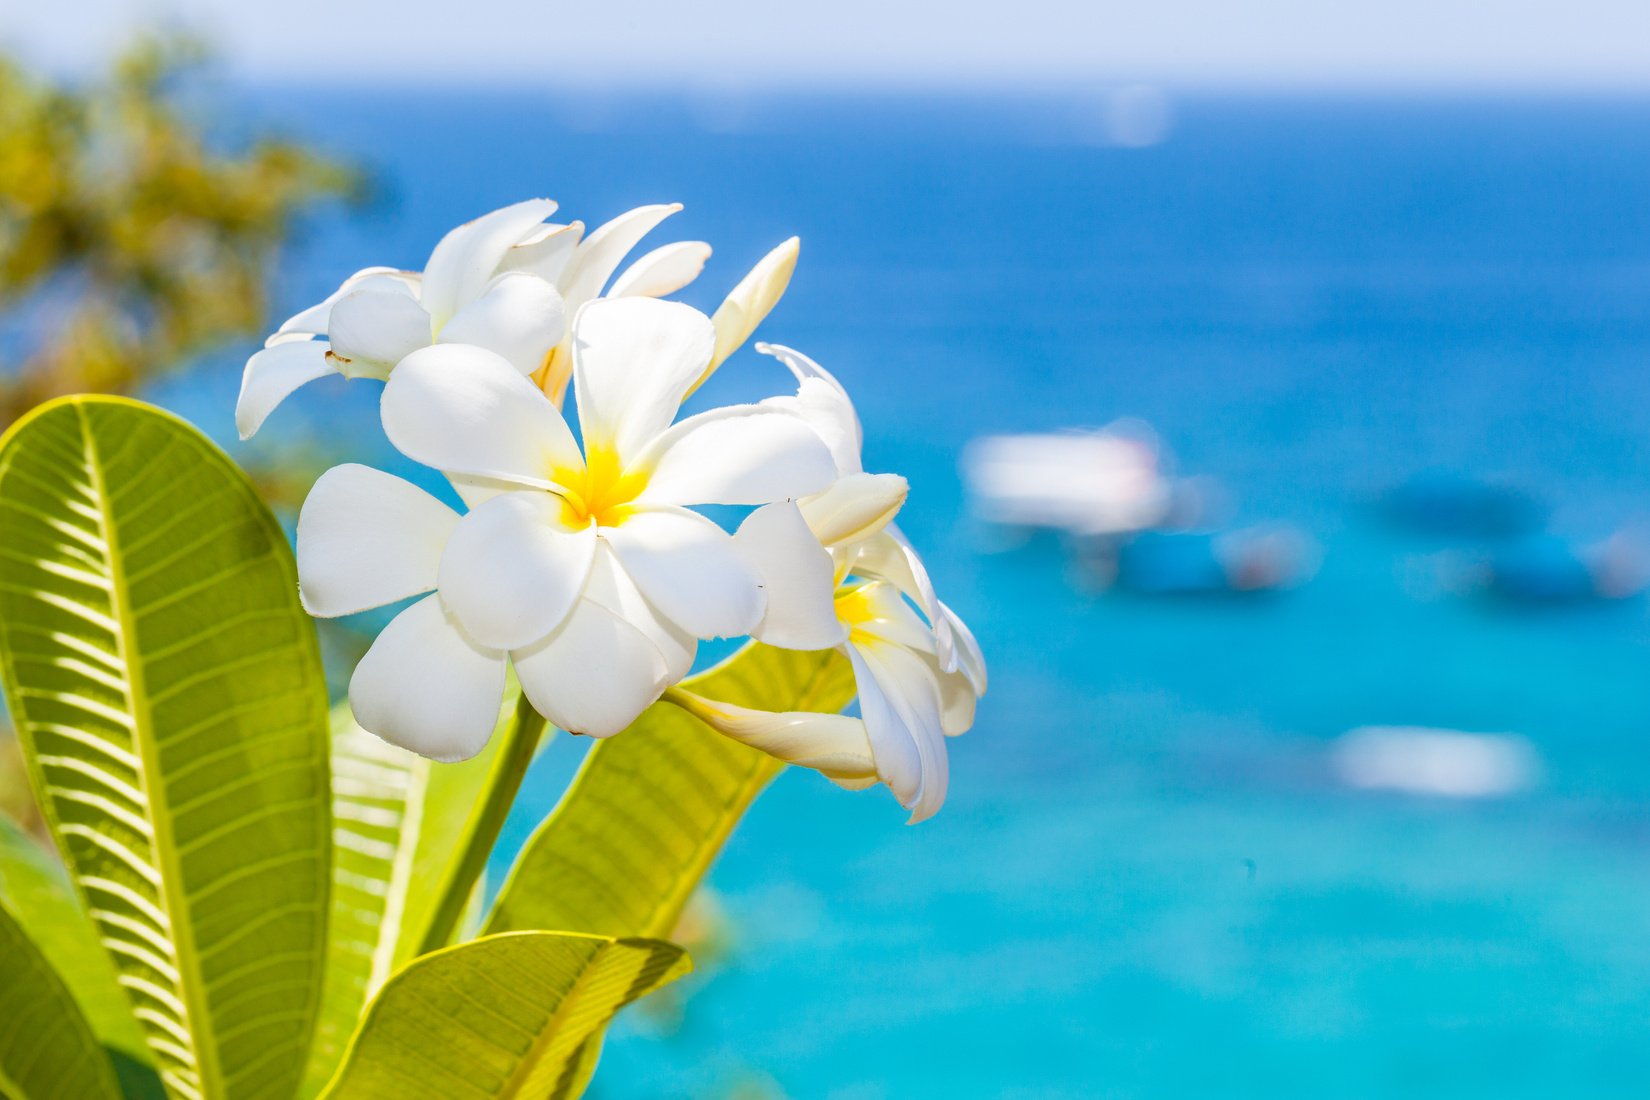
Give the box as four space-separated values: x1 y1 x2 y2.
834 584 878 643
550 446 649 529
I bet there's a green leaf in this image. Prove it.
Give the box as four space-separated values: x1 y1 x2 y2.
486 642 855 939
302 695 547 1097
318 931 690 1100
0 897 123 1100
0 396 333 1100
479 644 852 1095
0 817 163 1098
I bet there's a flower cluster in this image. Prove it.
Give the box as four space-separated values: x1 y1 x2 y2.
245 199 984 821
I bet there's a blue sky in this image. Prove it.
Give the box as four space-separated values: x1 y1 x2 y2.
4 0 1650 89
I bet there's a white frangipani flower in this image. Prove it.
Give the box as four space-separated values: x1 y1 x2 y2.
297 464 502 761
673 344 986 822
693 502 983 823
305 295 836 753
236 198 711 438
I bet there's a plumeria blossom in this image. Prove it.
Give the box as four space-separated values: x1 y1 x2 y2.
236 197 713 438
295 295 837 758
671 344 986 822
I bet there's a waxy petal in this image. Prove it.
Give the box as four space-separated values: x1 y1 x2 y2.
512 598 672 737
851 639 949 823
420 198 558 328
798 472 908 547
923 650 979 737
699 237 799 388
297 464 460 618
556 203 683 313
939 600 988 695
668 690 876 783
605 508 763 640
637 405 836 507
351 594 507 762
609 241 712 298
269 266 412 342
847 645 921 809
439 271 566 375
382 344 583 489
581 544 697 682
842 580 937 655
327 283 433 377
236 339 339 439
572 296 715 462
438 492 597 650
845 528 943 645
501 222 583 284
758 342 863 473
736 503 847 651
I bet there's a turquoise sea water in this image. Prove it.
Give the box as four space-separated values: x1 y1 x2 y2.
180 89 1650 1096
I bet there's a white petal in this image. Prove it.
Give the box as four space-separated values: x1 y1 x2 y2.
939 600 988 695
847 528 947 655
735 503 847 650
604 508 763 639
381 344 583 488
852 640 949 823
437 493 596 650
846 645 920 808
438 271 566 376
571 297 715 461
420 198 558 328
916 648 978 736
512 598 671 737
798 472 908 547
297 464 460 617
235 340 339 439
326 283 433 377
700 237 799 387
581 544 697 682
447 473 533 511
666 690 876 782
500 221 583 284
556 203 682 311
757 343 863 473
636 405 836 507
350 595 507 762
841 580 937 654
608 241 712 298
269 266 412 342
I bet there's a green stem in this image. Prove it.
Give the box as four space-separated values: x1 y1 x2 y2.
414 692 546 956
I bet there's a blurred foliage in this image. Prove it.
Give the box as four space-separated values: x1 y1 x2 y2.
0 36 360 832
0 34 358 424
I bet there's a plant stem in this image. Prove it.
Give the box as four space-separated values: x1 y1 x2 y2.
414 691 546 956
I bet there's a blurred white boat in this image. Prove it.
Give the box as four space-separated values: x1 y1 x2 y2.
1332 726 1540 799
961 422 1172 537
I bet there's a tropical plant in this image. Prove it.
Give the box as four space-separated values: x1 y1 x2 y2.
0 394 864 1098
0 192 985 1098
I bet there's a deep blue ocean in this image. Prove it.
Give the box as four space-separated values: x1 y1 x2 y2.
172 88 1650 1097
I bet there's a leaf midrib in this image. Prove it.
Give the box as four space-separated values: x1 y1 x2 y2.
79 401 223 1097
493 941 608 1100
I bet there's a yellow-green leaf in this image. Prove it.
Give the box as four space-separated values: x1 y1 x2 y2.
0 396 332 1100
319 932 690 1100
486 642 855 939
0 817 162 1098
302 695 547 1097
0 899 122 1100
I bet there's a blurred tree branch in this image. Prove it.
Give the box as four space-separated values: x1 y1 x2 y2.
0 34 359 424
